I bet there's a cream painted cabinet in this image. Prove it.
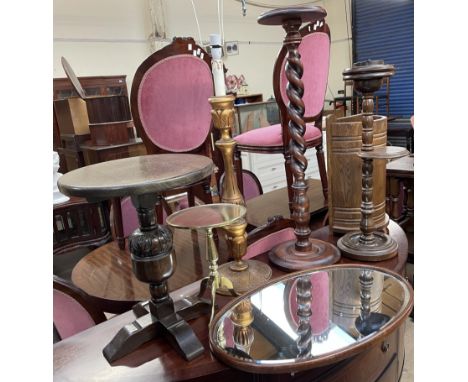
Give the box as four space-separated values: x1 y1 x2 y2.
241 131 327 194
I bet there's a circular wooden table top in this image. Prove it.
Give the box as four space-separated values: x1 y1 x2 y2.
57 154 214 200
72 220 407 314
257 6 326 25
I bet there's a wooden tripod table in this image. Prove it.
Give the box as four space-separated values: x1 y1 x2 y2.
58 154 214 363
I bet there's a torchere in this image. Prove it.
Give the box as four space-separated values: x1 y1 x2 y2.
337 60 409 261
258 6 340 271
209 95 272 294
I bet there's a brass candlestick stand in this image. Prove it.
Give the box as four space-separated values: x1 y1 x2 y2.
209 95 244 206
337 60 409 261
258 6 340 271
209 96 272 293
166 203 246 323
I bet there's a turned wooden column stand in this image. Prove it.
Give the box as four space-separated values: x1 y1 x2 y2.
258 6 340 271
166 203 246 323
209 95 272 294
57 154 215 363
337 60 409 261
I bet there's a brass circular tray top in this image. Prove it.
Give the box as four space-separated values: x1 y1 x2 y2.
57 154 214 200
209 264 413 374
166 203 246 230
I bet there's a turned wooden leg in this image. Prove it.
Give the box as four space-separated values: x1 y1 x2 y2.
315 143 328 202
389 177 401 221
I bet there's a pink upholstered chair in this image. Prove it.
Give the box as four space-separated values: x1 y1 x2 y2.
53 275 106 342
244 216 295 260
219 169 263 202
234 21 330 207
130 37 217 209
110 195 188 244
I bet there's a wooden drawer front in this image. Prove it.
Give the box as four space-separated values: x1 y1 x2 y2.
262 178 287 193
317 327 404 382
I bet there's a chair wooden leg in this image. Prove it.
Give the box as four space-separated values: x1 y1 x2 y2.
111 197 126 250
202 178 213 203
155 200 164 225
283 151 294 214
187 189 195 207
234 150 244 198
315 144 328 202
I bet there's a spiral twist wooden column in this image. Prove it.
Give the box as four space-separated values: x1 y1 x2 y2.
337 60 408 261
258 6 340 271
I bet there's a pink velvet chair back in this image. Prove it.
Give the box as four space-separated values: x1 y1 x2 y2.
132 38 214 154
119 197 140 238
53 289 97 340
278 26 331 120
53 276 106 341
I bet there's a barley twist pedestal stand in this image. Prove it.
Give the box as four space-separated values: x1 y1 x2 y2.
258 6 340 271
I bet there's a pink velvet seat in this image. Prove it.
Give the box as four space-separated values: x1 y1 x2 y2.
53 275 106 342
234 22 331 208
235 122 321 148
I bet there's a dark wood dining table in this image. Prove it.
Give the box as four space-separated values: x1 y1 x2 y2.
55 219 409 382
71 220 408 314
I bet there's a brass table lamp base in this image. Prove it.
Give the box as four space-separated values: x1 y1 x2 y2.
217 218 272 295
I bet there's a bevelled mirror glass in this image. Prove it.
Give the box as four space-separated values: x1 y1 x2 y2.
209 265 412 373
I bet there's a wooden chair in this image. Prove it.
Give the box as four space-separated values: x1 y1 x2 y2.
130 37 217 210
109 195 187 245
234 21 330 207
53 275 106 343
332 80 355 116
219 169 263 202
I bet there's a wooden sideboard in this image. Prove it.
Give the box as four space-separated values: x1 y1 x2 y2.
53 75 128 100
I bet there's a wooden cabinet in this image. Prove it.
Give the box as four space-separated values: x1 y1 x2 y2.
53 75 128 101
80 138 147 166
53 75 140 172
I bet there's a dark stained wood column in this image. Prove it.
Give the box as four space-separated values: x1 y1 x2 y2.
258 6 340 271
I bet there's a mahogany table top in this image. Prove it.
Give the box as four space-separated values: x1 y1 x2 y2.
71 220 407 314
386 154 414 178
57 154 214 200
